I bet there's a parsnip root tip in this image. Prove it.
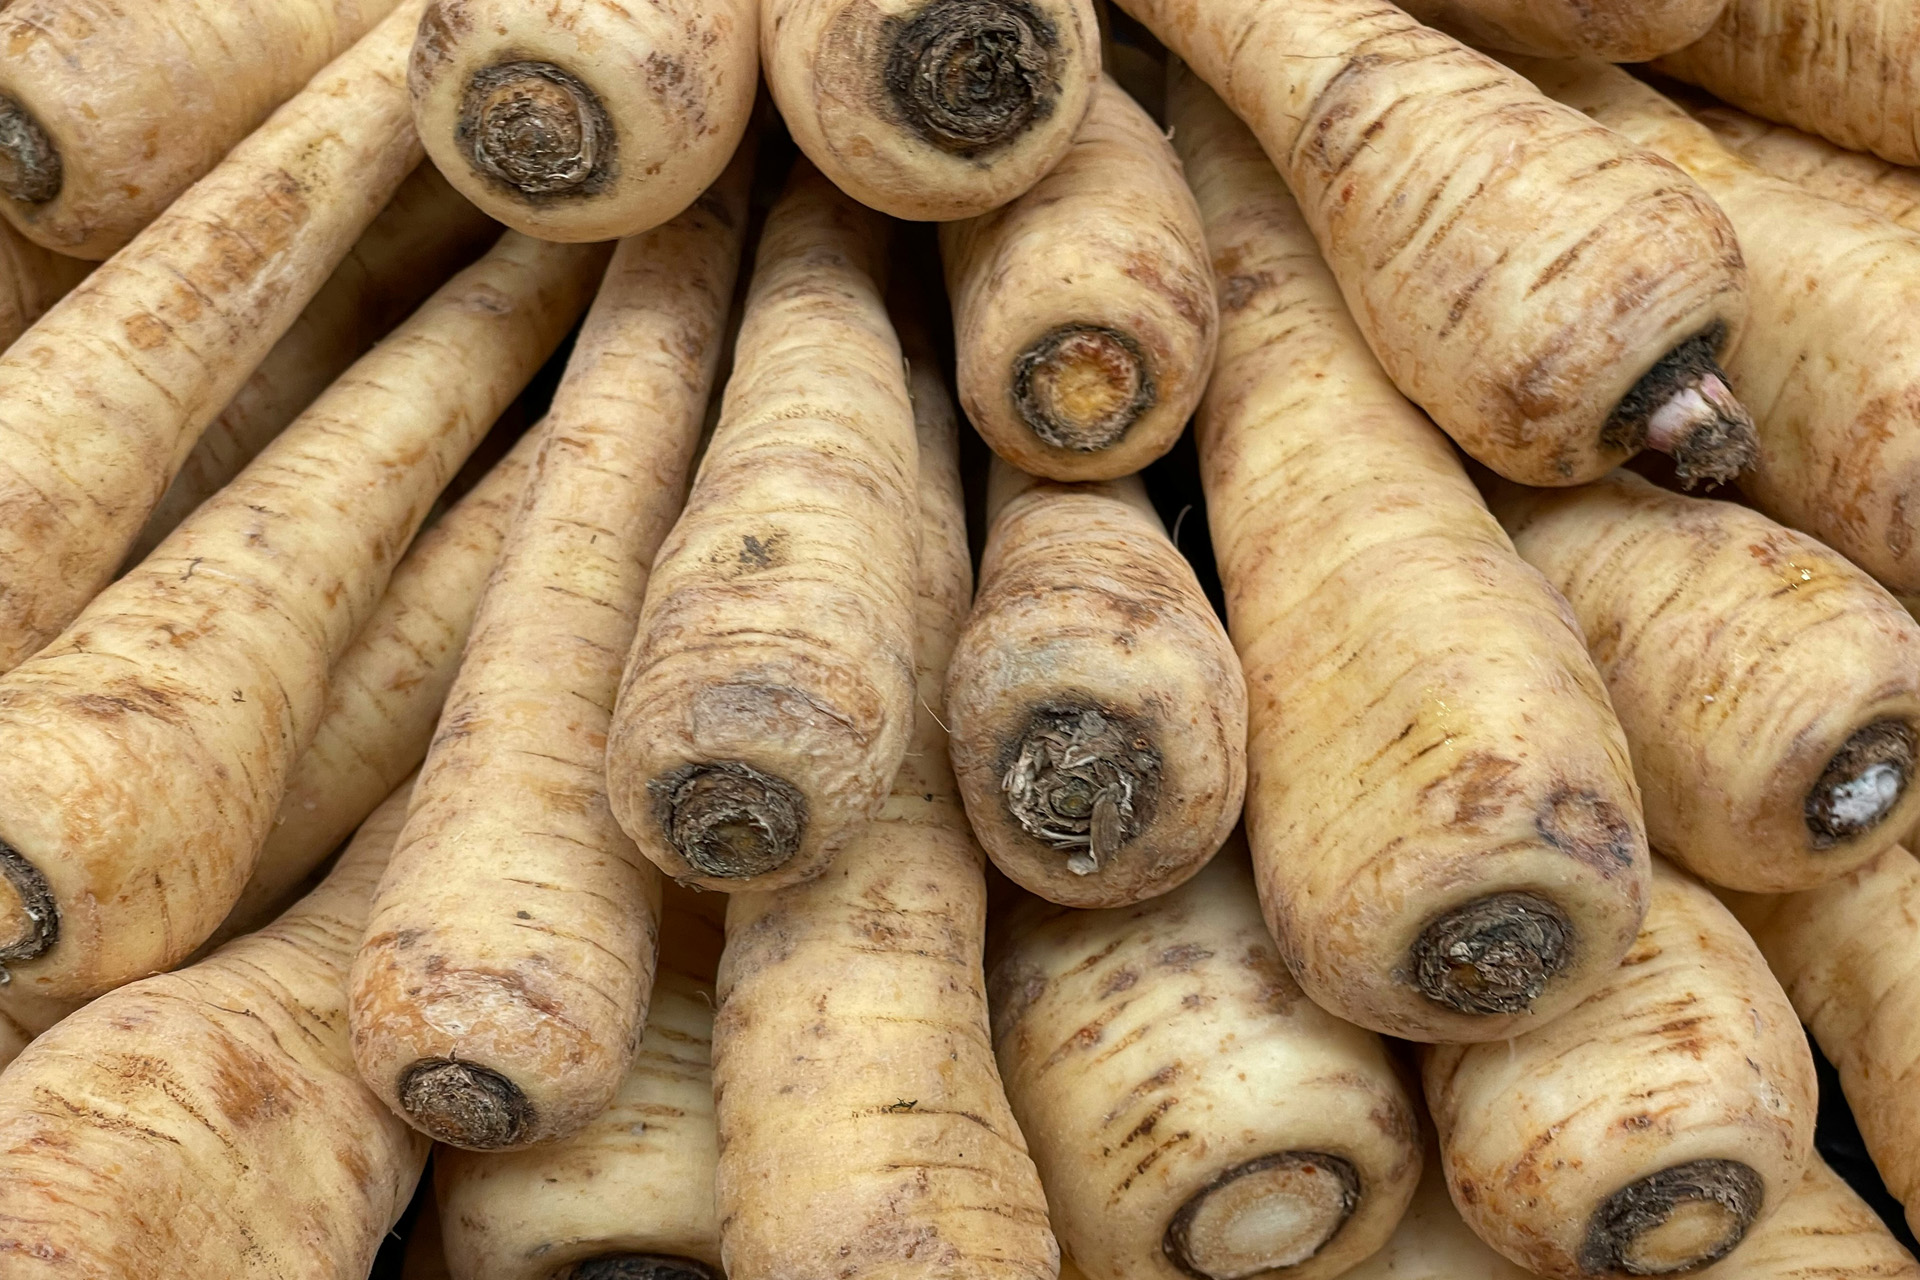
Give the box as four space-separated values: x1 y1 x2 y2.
1012 324 1156 452
0 95 59 205
1002 705 1160 874
1608 327 1757 487
458 61 614 200
1410 891 1573 1015
1162 1152 1360 1280
1580 1159 1764 1276
649 761 808 879
1806 720 1917 848
398 1058 534 1149
884 0 1061 156
566 1257 722 1280
0 837 57 965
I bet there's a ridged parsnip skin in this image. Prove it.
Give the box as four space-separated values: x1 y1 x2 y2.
607 161 919 892
128 164 499 566
1425 860 1817 1280
1113 0 1751 487
946 461 1245 908
939 76 1216 481
0 781 429 1280
211 426 540 947
409 0 758 243
1693 103 1920 229
0 0 404 259
0 221 88 352
0 2 433 674
1492 471 1920 892
1170 70 1651 1042
1723 845 1920 1240
1395 0 1728 61
761 0 1101 221
1519 58 1920 594
1656 0 1920 165
351 158 751 1152
0 232 606 999
988 850 1422 1280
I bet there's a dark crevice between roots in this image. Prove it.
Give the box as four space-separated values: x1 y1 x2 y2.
0 96 58 205
0 836 57 971
1601 324 1756 488
650 761 807 879
1411 892 1573 1016
398 1058 533 1149
884 0 1062 155
1806 720 1917 848
1162 1152 1360 1280
457 60 615 200
1001 705 1160 875
1012 324 1156 452
564 1256 721 1280
1580 1159 1764 1276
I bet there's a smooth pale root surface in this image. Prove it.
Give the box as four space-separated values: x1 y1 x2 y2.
1167 72 1649 1041
940 74 1216 480
606 161 920 892
0 781 429 1278
1114 0 1748 487
127 163 500 565
0 0 403 258
1424 860 1816 1280
0 218 88 351
1656 0 1920 165
1518 58 1920 594
945 462 1245 908
761 0 1101 221
0 232 606 1000
209 425 540 948
1493 471 1920 892
1394 0 1726 60
1693 103 1920 230
350 157 751 1152
988 850 1422 1280
0 0 431 675
409 0 757 242
436 969 723 1280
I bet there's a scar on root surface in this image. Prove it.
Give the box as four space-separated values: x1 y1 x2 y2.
1013 324 1156 452
650 761 807 879
1603 324 1756 487
1806 720 1916 848
1580 1159 1764 1276
0 96 58 205
1002 705 1160 875
399 1058 533 1149
457 60 615 199
567 1258 721 1280
884 0 1062 155
0 837 57 966
1163 1152 1360 1280
1411 891 1573 1016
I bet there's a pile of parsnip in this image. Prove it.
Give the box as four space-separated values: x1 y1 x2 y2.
4 0 1920 1278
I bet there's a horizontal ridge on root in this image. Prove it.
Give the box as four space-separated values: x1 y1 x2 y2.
649 760 807 879
1602 324 1757 487
884 0 1061 156
1012 324 1156 452
0 836 57 967
1410 891 1573 1016
567 1257 721 1280
1002 705 1160 875
1580 1158 1764 1276
458 60 615 200
1806 719 1917 848
0 95 59 205
1162 1151 1360 1280
398 1058 534 1149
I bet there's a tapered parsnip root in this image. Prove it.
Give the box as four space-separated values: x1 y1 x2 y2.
1394 0 1729 61
0 780 428 1278
0 0 405 258
607 161 920 892
0 219 86 352
1169 69 1650 1040
128 163 499 565
0 232 605 1000
0 2 433 674
1425 859 1816 1279
946 461 1244 907
352 155 751 1152
989 848 1422 1280
1492 471 1920 892
1114 0 1754 488
1518 57 1920 594
409 0 757 242
940 75 1214 480
1692 101 1920 230
761 0 1101 221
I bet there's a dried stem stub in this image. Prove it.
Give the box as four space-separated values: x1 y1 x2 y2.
1806 719 1917 848
1012 324 1156 452
885 0 1062 155
567 1258 720 1280
1002 705 1159 875
1410 891 1574 1016
0 837 56 967
0 96 59 205
1606 326 1757 487
398 1058 534 1149
1579 1159 1764 1275
1163 1152 1360 1280
649 761 808 879
458 61 614 199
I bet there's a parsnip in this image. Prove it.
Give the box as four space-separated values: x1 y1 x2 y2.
1425 859 1816 1279
1517 57 1920 594
409 0 757 243
1394 0 1729 61
607 161 919 891
761 0 1102 221
1340 1155 1534 1280
352 154 750 1151
939 75 1215 480
946 459 1244 908
712 337 1057 1280
128 163 499 565
989 847 1423 1280
1492 470 1920 892
0 779 429 1278
0 2 433 673
1693 100 1920 231
1113 0 1755 488
0 1007 26 1072
0 232 605 999
1169 68 1651 1040
0 219 87 352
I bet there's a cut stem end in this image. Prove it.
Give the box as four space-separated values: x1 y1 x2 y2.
1163 1152 1360 1280
565 1257 721 1280
458 61 613 199
0 837 57 965
1581 1159 1764 1276
398 1058 533 1149
650 761 807 879
1411 891 1573 1016
1002 705 1159 875
1607 327 1756 487
885 0 1061 155
1806 720 1916 848
1012 324 1156 452
0 96 59 205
